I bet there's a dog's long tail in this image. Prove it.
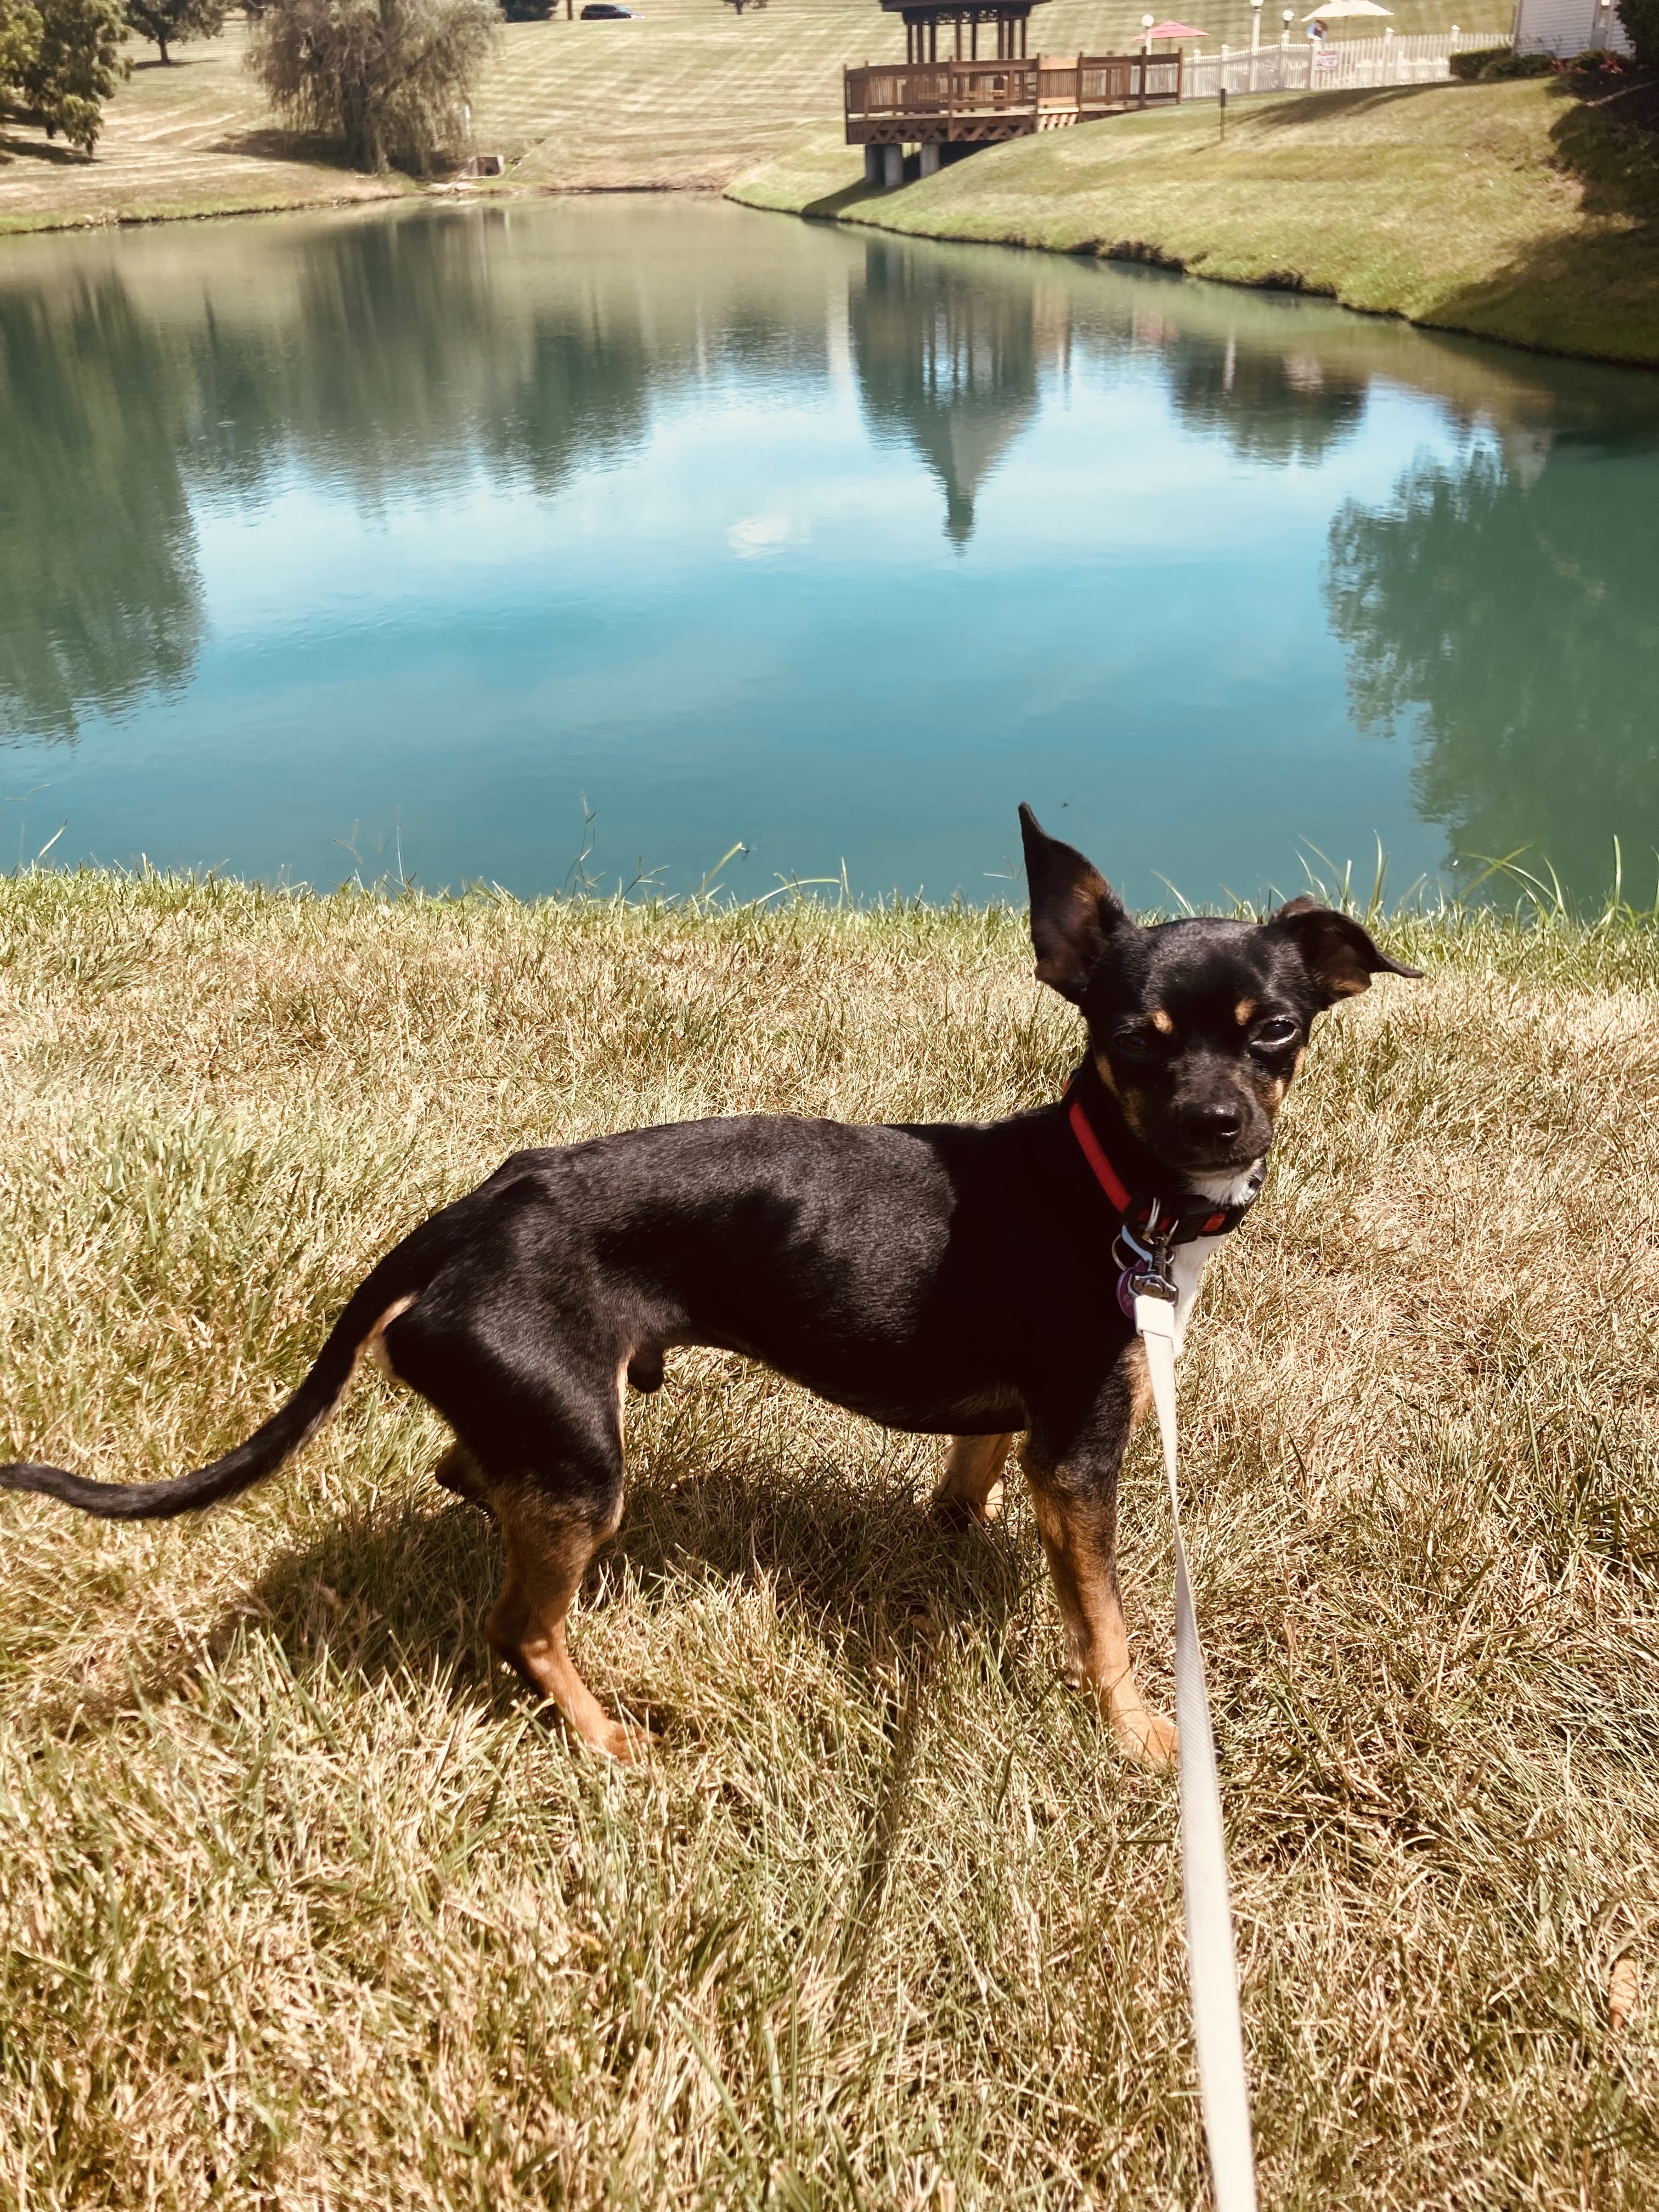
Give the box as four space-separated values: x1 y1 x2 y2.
0 1246 434 1523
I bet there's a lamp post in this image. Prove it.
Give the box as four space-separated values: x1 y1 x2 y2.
1249 0 1262 89
1142 11 1154 51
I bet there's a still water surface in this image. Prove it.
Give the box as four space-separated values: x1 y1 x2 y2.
3 197 1656 909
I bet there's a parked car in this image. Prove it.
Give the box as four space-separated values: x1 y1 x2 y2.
580 5 635 16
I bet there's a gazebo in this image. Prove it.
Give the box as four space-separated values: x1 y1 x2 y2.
880 0 1049 64
844 0 1187 183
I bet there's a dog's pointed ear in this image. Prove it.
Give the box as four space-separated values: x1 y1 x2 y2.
1267 895 1423 1004
1019 803 1128 1003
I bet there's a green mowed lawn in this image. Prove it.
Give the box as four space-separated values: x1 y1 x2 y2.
732 78 1659 362
477 0 1511 185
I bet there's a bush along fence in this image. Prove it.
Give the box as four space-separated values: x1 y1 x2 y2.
1182 26 1506 96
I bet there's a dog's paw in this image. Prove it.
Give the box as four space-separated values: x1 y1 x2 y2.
928 1477 1005 1529
597 1717 653 1764
1118 1706 1178 1771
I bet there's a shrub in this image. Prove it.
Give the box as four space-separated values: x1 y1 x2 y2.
245 0 501 169
1454 44 1555 78
1564 41 1632 80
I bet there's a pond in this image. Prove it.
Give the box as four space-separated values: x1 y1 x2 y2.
3 195 1656 912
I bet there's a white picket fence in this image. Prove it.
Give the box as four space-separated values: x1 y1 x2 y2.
1182 26 1506 97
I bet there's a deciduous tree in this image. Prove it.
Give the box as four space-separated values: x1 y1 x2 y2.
125 0 224 63
245 0 500 170
0 0 126 149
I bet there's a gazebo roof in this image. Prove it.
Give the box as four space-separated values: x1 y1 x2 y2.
879 0 1049 13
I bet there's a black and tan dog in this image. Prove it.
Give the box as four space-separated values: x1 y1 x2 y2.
1 809 1418 1764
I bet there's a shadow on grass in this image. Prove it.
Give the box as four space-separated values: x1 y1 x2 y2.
1239 82 1451 135
206 126 371 171
0 125 91 168
1424 92 1659 361
173 1441 1037 1751
800 178 883 220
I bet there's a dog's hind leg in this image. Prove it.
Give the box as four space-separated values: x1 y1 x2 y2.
484 1479 641 1762
378 1294 643 1759
433 1440 492 1512
932 1432 1015 1526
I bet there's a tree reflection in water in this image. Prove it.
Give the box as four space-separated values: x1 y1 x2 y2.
1161 330 1367 466
1326 427 1659 907
5 200 1658 911
0 206 821 743
0 277 204 743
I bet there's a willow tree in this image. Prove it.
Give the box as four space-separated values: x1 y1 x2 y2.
246 0 500 171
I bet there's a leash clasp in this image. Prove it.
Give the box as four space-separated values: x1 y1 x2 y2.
1115 1207 1177 1319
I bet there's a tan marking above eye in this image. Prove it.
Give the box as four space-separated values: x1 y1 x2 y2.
1235 998 1257 1026
1149 1008 1175 1035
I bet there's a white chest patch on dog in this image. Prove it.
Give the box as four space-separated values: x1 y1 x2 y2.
1170 1165 1265 1356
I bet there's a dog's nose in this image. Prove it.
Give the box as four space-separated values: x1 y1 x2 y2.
1185 1102 1244 1149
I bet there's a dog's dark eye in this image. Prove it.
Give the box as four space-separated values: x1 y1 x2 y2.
1253 1016 1299 1048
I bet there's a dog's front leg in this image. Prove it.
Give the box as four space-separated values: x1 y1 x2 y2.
1023 1352 1176 1769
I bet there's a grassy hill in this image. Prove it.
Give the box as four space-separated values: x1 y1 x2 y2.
3 0 1511 231
730 78 1659 364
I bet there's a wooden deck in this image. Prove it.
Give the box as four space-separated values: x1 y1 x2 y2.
844 53 1183 145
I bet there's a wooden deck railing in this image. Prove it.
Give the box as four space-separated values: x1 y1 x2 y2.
844 52 1183 140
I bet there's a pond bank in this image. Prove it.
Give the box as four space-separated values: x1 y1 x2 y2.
727 80 1659 367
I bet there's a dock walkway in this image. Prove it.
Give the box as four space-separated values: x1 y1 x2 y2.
845 52 1183 157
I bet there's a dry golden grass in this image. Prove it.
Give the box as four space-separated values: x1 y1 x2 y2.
2 875 1657 2208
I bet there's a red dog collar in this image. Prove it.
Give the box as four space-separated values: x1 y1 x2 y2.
1063 1067 1259 1248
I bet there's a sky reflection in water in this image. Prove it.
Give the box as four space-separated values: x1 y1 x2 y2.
2 196 1656 910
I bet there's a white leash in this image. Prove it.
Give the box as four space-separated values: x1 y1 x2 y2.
1136 1288 1259 2212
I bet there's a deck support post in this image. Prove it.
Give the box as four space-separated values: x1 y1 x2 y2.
864 143 884 182
881 142 904 185
918 138 941 174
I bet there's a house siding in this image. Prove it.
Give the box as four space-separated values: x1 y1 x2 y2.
1510 0 1633 52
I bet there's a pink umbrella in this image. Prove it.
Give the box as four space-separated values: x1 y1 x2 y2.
1144 19 1210 33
